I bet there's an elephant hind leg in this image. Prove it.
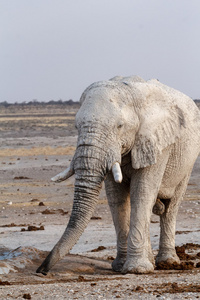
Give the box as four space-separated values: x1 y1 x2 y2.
156 174 191 267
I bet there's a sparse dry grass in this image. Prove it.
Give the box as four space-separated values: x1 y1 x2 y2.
0 146 75 156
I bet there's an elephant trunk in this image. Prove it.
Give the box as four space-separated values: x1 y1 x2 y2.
37 142 117 275
37 174 101 274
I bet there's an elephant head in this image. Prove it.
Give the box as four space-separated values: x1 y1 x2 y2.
37 76 186 274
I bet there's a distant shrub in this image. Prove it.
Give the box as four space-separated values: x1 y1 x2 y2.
0 99 80 107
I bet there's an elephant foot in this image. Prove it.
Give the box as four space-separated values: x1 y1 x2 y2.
148 251 155 267
112 256 126 272
156 250 180 268
121 258 154 274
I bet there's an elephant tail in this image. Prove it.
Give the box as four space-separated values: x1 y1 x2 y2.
152 199 165 215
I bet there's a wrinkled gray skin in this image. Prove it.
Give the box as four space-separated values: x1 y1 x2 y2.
37 76 200 275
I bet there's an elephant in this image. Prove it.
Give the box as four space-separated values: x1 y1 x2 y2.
36 75 200 275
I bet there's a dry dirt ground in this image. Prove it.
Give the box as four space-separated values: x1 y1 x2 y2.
0 103 200 299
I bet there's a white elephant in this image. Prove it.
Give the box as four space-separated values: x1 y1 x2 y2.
37 76 200 275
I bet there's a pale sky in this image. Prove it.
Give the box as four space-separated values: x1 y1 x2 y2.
1 0 200 103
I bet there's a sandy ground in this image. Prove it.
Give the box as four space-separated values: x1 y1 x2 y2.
0 103 200 299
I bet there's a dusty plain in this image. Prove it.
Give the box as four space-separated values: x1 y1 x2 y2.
0 103 200 299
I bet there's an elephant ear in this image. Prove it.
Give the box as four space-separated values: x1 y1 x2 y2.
131 103 186 169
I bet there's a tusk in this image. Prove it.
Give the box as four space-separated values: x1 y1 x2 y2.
112 162 123 183
51 167 74 182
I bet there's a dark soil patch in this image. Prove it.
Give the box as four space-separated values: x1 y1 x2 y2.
41 209 68 215
156 243 200 270
23 293 31 299
30 199 40 202
175 245 192 260
1 223 28 228
41 209 55 215
0 280 11 286
182 243 200 249
156 261 195 270
176 243 200 260
21 225 44 232
14 176 31 180
91 246 106 252
156 282 200 294
91 216 102 220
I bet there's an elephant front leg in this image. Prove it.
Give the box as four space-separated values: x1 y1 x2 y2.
105 174 130 272
122 193 155 274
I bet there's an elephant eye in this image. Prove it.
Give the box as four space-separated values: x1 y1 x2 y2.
117 123 123 129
